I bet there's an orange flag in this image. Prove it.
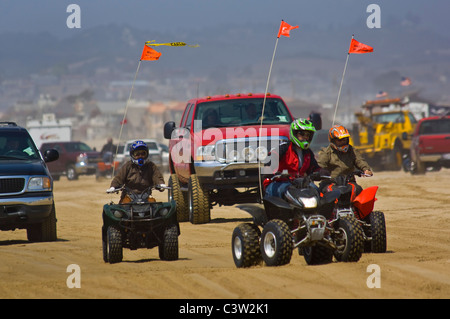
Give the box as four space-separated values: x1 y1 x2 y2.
348 38 373 54
140 45 162 61
277 20 299 38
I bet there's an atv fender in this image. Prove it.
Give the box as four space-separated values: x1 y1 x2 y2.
353 186 378 219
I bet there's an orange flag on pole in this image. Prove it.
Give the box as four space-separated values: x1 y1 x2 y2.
277 20 299 38
348 38 373 54
140 45 162 61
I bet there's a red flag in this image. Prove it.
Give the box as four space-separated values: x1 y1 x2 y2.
120 118 128 125
140 45 161 61
277 20 299 38
348 38 373 54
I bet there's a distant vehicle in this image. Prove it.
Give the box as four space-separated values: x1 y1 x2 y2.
159 143 169 172
409 115 450 174
0 122 59 241
26 113 72 149
118 139 163 169
352 98 417 171
40 141 102 180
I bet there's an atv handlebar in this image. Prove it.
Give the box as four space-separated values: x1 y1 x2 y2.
106 184 171 194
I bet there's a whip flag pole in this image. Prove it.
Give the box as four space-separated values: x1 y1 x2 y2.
258 20 299 201
332 35 373 126
112 44 162 178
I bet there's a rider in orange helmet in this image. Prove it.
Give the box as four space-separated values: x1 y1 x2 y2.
317 125 373 195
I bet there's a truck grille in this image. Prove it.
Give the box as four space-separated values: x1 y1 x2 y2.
215 136 287 163
0 178 25 194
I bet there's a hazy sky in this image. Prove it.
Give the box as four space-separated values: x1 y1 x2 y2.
0 0 449 38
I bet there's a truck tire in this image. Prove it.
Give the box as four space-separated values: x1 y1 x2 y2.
188 174 210 224
159 224 179 261
66 164 78 180
168 174 189 222
333 217 364 262
105 226 123 263
387 143 403 171
232 223 262 268
260 219 293 266
365 211 387 253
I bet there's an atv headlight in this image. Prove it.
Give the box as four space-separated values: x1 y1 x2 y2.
300 197 317 208
113 210 123 218
159 208 169 217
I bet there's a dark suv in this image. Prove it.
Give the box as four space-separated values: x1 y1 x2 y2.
40 141 102 180
0 122 59 241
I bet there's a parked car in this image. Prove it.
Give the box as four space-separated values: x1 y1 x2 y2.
163 92 321 224
0 122 59 241
40 141 102 180
118 139 163 169
409 115 450 174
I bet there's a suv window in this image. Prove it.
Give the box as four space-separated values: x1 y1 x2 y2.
0 130 40 159
194 97 292 130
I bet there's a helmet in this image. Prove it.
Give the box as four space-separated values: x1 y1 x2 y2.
328 125 350 152
130 140 149 166
290 118 316 150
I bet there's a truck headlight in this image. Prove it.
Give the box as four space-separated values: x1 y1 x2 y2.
196 145 215 161
77 153 88 164
28 177 52 191
256 146 268 161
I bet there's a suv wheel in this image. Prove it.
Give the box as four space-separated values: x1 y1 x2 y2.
27 204 57 242
188 174 210 224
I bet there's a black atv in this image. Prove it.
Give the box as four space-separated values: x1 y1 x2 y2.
102 185 179 263
232 172 364 267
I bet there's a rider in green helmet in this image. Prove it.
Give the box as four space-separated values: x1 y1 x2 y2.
264 118 322 199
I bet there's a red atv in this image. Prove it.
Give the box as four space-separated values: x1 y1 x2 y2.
322 171 386 253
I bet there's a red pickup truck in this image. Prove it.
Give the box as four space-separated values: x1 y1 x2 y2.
163 93 321 224
409 115 450 174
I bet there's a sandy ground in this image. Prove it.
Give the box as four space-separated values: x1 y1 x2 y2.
0 169 449 300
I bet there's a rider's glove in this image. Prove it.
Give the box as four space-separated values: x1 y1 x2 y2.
106 187 116 193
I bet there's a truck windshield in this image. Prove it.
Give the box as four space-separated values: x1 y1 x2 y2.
0 131 40 160
194 98 293 130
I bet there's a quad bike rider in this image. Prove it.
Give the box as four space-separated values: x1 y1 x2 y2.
102 140 179 263
231 119 364 267
317 125 386 253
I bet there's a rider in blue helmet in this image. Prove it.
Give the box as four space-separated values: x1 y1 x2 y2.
108 140 165 200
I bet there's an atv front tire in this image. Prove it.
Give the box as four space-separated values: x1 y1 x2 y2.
104 226 123 264
334 217 364 262
159 224 179 261
260 219 293 266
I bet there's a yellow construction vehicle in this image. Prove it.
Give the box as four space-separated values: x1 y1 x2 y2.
351 98 417 171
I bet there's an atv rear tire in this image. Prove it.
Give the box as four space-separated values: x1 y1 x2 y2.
232 223 262 268
104 226 123 264
260 219 293 266
169 174 189 222
159 224 179 261
334 217 364 262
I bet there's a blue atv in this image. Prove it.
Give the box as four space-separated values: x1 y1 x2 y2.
102 185 179 263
